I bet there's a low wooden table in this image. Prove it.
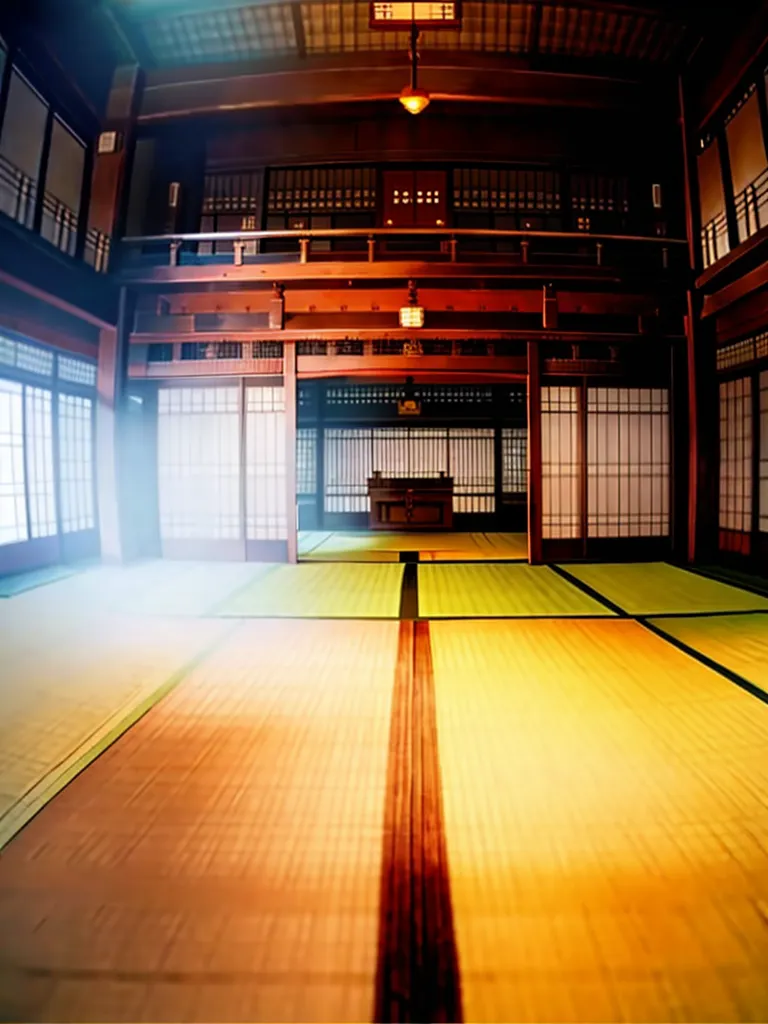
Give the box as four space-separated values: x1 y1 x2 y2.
367 474 454 530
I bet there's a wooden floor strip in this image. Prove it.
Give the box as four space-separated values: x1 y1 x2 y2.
375 620 462 1023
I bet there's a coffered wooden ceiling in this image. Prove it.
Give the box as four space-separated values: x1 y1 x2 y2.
106 0 698 70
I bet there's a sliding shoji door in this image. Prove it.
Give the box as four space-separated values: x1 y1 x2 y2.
719 377 753 555
157 385 243 559
0 336 98 574
244 384 288 560
587 388 670 539
541 386 581 543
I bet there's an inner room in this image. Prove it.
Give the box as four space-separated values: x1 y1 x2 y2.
1 1 768 1023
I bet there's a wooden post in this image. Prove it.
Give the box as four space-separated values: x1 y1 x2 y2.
527 341 543 564
86 65 144 254
284 340 298 564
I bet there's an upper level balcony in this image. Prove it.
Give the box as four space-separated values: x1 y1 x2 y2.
118 225 688 287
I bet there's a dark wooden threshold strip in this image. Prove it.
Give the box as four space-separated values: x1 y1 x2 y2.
374 620 463 1024
549 564 629 617
399 563 419 620
639 618 768 707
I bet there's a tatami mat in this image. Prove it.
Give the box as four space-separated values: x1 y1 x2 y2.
0 608 230 849
0 619 398 1023
300 531 528 562
648 612 768 692
560 561 768 616
216 562 404 618
418 563 615 617
431 617 768 1023
0 563 81 597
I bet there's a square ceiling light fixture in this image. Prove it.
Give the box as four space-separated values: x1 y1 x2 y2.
370 2 461 28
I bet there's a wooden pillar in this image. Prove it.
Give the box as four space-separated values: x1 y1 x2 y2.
87 65 144 257
316 382 325 531
96 287 134 562
284 341 298 564
679 74 717 563
527 341 543 564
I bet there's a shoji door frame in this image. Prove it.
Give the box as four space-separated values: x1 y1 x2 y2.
718 359 768 567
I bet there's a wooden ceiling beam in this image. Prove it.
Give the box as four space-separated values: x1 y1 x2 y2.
138 53 652 121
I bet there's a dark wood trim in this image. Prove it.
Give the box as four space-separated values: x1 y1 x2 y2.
0 270 115 330
678 74 700 275
374 619 462 1024
527 340 543 564
695 223 768 290
701 258 768 317
0 39 13 137
752 364 761 540
685 292 698 562
75 140 95 263
32 106 55 237
284 341 298 563
316 381 326 530
716 124 740 254
578 377 588 557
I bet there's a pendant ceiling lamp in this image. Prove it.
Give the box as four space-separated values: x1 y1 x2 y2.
399 23 430 114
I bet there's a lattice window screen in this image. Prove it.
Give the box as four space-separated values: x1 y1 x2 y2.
409 428 449 478
25 386 55 538
297 427 317 495
0 378 27 545
760 371 768 533
245 386 287 541
157 387 241 541
719 377 753 534
324 428 373 513
587 388 670 537
449 428 495 513
502 427 528 493
58 393 94 534
541 386 580 539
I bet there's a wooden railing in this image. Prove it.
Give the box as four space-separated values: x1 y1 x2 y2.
120 226 686 274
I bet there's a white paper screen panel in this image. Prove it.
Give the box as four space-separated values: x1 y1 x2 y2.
0 378 27 545
587 387 670 538
25 386 56 538
719 377 753 533
541 386 580 539
759 371 768 533
324 428 373 513
58 393 94 534
449 428 494 513
245 386 287 541
157 386 241 541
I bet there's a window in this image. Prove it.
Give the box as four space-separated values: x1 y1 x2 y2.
296 427 317 496
41 117 85 256
726 90 768 244
541 387 581 539
58 393 95 533
502 427 528 494
449 428 494 513
697 139 730 268
0 378 27 545
587 388 670 538
157 386 241 541
245 385 287 541
324 427 373 513
25 386 55 538
0 70 49 229
719 377 752 537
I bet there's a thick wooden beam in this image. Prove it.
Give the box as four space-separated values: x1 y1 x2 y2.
138 56 646 122
527 341 543 565
118 260 625 286
284 341 298 564
88 65 144 247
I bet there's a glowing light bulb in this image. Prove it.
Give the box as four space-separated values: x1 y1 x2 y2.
398 86 430 115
